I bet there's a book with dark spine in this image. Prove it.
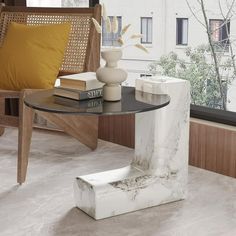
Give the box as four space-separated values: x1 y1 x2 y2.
53 86 103 100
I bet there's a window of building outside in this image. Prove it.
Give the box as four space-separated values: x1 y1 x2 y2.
27 0 89 7
176 18 188 45
141 17 152 44
102 16 122 47
209 19 230 50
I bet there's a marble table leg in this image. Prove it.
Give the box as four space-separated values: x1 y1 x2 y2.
74 78 190 220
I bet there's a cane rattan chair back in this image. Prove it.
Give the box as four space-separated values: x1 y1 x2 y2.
0 5 101 74
0 4 101 184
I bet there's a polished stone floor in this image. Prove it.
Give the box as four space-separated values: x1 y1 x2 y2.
0 128 236 236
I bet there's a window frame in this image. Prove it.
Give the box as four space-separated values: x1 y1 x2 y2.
176 17 189 46
140 17 153 44
190 105 236 126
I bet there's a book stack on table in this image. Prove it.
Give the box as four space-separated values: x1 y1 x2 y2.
54 72 104 101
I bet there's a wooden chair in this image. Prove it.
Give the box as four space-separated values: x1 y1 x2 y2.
0 4 101 184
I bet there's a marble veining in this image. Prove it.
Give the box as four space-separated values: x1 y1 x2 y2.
74 77 190 219
0 129 236 235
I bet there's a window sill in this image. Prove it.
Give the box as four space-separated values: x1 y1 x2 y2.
191 104 236 126
141 43 153 48
175 45 188 49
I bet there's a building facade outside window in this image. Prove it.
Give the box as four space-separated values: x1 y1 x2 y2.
102 16 122 47
209 19 230 50
140 17 152 44
176 18 188 45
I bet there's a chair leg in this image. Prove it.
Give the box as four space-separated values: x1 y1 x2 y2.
17 91 34 184
0 97 5 136
0 127 5 136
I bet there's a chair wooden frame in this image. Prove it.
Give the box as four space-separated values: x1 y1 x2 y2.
0 4 101 184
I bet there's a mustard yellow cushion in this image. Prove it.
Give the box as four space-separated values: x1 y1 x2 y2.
0 22 71 90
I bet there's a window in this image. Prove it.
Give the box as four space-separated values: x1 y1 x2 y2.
102 16 122 47
176 18 188 45
141 17 152 44
209 19 230 48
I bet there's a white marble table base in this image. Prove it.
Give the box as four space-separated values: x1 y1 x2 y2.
74 77 190 220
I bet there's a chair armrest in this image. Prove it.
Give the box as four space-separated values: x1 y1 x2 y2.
0 90 20 98
0 89 46 98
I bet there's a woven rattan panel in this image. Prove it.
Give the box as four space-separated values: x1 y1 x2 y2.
0 11 92 73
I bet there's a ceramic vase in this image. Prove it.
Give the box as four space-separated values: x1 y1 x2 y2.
96 49 127 101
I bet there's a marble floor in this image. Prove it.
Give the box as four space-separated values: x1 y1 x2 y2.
0 128 236 236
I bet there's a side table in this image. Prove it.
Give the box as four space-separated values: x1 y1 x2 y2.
24 83 190 220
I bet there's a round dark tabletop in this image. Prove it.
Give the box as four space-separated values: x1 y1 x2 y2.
24 86 170 116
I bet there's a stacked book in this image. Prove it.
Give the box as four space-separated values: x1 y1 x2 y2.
54 72 104 100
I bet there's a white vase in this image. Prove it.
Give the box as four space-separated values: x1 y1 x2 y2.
96 49 127 101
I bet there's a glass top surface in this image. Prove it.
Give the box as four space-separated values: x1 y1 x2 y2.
24 87 170 116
